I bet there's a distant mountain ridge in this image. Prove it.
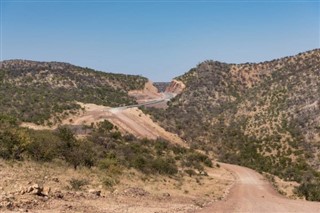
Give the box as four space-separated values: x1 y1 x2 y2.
153 82 170 93
0 59 147 125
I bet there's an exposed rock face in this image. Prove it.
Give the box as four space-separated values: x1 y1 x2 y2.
165 80 186 94
128 81 162 103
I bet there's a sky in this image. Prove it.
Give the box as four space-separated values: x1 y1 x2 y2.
0 0 319 81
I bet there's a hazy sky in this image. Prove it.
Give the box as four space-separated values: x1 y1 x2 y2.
1 0 319 81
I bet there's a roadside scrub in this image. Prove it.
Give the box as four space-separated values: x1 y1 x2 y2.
0 115 213 189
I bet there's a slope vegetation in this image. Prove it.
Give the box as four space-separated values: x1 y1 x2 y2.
0 60 147 125
0 60 228 212
146 49 320 200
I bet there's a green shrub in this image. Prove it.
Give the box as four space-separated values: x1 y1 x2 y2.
150 157 178 175
97 120 114 133
26 130 61 161
69 178 89 191
296 182 320 201
102 176 119 188
99 157 122 175
57 127 97 169
0 129 31 160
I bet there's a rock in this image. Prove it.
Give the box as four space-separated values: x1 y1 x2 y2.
165 80 186 94
20 189 26 195
42 187 51 197
26 186 33 193
7 194 14 200
30 184 43 196
22 184 45 196
54 191 64 199
88 189 101 197
5 201 13 208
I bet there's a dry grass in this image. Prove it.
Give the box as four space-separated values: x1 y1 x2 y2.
0 159 234 212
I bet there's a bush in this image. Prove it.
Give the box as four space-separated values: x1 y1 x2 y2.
102 176 119 188
26 130 61 161
0 129 31 160
97 120 114 133
57 127 98 169
150 157 178 175
185 169 197 177
182 152 212 169
69 178 89 191
63 140 98 169
296 182 320 201
99 157 122 175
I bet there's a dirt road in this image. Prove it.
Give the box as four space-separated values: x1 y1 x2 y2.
198 163 320 213
109 107 186 146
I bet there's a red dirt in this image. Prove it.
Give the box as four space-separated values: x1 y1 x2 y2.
197 163 320 213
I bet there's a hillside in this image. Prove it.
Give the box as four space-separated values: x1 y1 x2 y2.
0 60 226 212
0 112 225 212
145 49 320 200
0 60 147 125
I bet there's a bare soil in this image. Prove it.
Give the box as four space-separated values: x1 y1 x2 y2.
198 163 320 213
109 107 186 146
128 81 163 104
21 103 185 146
0 160 234 213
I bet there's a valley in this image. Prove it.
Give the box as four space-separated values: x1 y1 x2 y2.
1 49 320 212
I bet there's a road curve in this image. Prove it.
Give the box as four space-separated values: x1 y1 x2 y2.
109 92 174 113
198 163 320 213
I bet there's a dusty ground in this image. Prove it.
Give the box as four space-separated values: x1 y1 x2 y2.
198 163 320 213
0 160 234 213
21 103 185 146
109 107 185 146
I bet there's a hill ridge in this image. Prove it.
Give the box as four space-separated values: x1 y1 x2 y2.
145 48 320 201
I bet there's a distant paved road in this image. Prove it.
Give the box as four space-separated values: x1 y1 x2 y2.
198 163 320 213
109 92 174 113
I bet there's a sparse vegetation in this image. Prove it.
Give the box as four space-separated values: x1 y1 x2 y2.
0 60 147 125
69 178 89 191
1 50 320 202
0 116 213 186
145 49 320 201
